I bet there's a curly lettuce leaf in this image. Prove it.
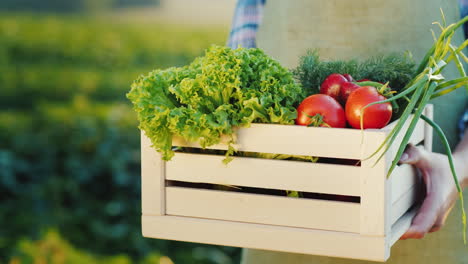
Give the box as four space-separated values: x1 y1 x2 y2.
127 45 305 161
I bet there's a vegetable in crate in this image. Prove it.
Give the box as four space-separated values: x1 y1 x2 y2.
127 45 305 162
293 50 415 95
339 81 361 105
318 73 366 105
319 73 348 101
295 94 346 128
345 86 393 129
343 74 354 82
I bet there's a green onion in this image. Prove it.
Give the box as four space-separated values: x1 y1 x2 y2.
363 13 468 242
421 114 467 244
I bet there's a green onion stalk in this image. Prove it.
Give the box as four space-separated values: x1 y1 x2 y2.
362 13 468 243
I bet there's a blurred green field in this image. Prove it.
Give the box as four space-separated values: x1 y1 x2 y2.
1 14 227 108
0 14 241 264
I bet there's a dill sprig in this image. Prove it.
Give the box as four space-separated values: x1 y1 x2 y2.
293 50 416 95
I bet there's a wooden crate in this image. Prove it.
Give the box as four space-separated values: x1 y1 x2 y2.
141 105 433 262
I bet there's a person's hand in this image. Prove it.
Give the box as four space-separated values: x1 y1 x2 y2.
399 144 463 239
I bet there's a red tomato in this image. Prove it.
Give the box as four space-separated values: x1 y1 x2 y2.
345 86 392 129
296 94 346 128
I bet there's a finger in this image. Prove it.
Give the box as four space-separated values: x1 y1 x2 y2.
429 224 442 233
400 194 439 240
398 144 427 166
428 203 454 233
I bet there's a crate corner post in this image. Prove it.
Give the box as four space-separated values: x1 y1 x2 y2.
360 130 392 237
423 104 434 152
141 131 166 217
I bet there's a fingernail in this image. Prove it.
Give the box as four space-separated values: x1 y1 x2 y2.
400 153 409 162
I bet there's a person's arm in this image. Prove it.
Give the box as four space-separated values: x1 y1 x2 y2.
399 129 468 239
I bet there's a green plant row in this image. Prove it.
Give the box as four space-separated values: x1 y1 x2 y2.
0 15 227 69
9 230 171 264
0 99 240 264
1 14 239 263
0 64 145 109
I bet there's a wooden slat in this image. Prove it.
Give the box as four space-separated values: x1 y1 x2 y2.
360 132 389 237
389 207 419 246
410 117 426 145
170 109 428 175
382 110 427 136
166 187 361 233
390 164 419 204
424 104 434 152
385 112 426 160
391 185 421 226
173 124 387 160
166 153 361 196
142 215 389 262
141 132 165 215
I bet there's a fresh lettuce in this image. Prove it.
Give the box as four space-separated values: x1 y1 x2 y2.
127 46 305 162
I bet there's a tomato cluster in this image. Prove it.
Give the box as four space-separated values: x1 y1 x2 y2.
296 73 393 129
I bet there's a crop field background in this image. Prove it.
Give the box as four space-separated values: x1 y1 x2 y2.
0 2 241 263
4 2 467 264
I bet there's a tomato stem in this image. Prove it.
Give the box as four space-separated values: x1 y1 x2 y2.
305 113 330 127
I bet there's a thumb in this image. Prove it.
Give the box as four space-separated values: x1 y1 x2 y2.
399 144 427 166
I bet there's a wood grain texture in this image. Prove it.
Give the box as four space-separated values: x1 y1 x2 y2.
166 187 361 233
389 207 419 246
141 131 165 215
391 184 421 226
359 132 388 237
173 124 387 159
424 104 434 152
384 113 426 160
142 215 389 262
390 164 419 204
166 153 361 196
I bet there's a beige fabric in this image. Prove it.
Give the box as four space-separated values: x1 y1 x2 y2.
257 0 467 152
257 0 462 67
243 0 468 263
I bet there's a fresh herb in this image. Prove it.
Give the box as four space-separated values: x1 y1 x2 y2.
293 51 359 95
293 50 415 95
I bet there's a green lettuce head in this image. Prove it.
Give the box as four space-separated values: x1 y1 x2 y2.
127 45 304 161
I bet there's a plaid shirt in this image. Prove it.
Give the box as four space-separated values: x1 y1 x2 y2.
460 107 468 139
228 0 468 137
227 0 265 49
461 0 468 39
